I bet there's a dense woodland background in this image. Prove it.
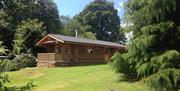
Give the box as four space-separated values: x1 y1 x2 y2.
0 0 180 91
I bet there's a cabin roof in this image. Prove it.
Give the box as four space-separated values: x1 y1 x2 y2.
37 34 126 49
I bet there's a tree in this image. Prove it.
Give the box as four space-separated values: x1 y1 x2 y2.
35 0 62 33
1 0 62 33
0 9 13 50
13 19 46 55
0 0 62 50
111 0 180 91
62 19 96 40
75 0 125 42
60 15 72 28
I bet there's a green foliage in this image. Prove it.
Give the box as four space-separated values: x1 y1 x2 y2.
0 73 9 89
0 0 62 50
0 10 10 28
0 41 8 55
0 60 16 72
151 50 180 69
0 76 35 91
62 19 96 40
80 32 96 40
3 82 35 91
74 0 125 43
110 52 132 76
125 0 177 26
145 69 180 91
60 15 72 28
13 54 36 70
14 19 46 55
35 0 62 33
0 40 34 91
0 53 36 72
111 0 180 91
0 9 13 50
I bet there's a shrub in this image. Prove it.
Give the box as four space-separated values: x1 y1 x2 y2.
145 69 180 91
110 52 129 73
13 54 36 70
1 82 35 91
111 50 180 91
0 59 17 72
109 52 137 78
7 53 16 60
0 59 35 91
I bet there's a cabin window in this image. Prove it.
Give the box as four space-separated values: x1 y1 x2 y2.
88 48 93 54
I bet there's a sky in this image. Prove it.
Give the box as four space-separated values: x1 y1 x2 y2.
54 0 125 18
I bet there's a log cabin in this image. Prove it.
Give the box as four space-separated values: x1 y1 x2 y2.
36 34 126 67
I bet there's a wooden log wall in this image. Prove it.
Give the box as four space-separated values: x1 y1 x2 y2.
77 45 106 63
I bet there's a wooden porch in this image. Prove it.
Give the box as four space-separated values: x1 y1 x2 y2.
37 53 72 67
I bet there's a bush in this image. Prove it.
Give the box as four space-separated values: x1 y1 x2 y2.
7 53 16 60
145 69 180 91
13 54 36 70
109 52 137 78
0 59 17 72
110 52 129 73
0 59 35 91
1 82 35 91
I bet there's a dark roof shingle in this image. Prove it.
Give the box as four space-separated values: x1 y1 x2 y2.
50 34 126 49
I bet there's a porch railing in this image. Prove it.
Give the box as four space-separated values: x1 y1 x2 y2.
37 53 63 62
37 53 56 62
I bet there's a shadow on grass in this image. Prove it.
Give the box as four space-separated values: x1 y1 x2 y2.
70 63 107 67
75 63 106 66
116 74 139 83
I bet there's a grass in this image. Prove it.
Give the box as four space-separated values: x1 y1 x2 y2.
6 64 147 91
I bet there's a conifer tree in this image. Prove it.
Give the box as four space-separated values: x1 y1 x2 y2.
111 0 180 91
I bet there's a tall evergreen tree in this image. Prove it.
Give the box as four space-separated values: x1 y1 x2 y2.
111 0 180 91
35 0 62 33
75 0 125 43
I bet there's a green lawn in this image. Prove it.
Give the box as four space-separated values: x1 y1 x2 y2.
6 64 146 91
